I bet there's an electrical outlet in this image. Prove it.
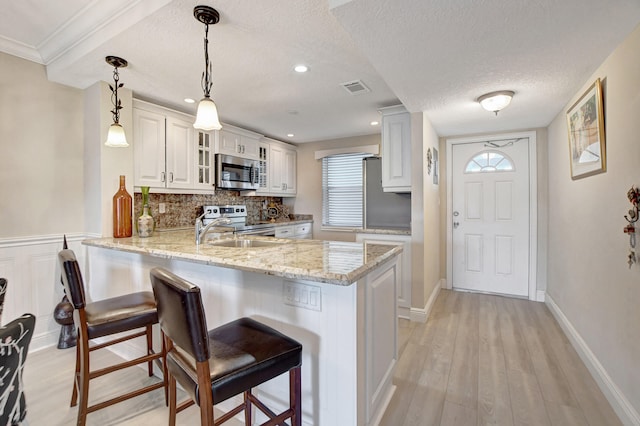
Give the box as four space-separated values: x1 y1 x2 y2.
283 281 321 311
159 203 166 214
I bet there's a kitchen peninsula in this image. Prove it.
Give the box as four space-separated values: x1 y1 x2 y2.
83 230 401 426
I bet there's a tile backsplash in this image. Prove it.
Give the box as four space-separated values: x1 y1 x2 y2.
134 190 284 229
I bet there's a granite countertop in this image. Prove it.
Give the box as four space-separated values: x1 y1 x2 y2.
83 230 401 286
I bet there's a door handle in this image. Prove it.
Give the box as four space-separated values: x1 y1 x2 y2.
453 222 460 229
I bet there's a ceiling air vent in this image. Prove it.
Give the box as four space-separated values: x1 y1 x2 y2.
341 80 370 95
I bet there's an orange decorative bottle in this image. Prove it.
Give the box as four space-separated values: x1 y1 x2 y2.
113 175 132 237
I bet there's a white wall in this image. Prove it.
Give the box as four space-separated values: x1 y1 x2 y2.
0 52 85 238
547 23 640 422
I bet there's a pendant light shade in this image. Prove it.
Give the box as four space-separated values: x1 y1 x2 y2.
477 90 514 115
104 55 129 147
105 123 128 147
194 97 222 130
193 5 222 131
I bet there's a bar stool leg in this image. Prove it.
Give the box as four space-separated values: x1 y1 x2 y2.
244 390 252 424
168 374 178 426
77 335 91 426
146 325 154 376
70 342 80 407
162 334 168 405
290 367 301 426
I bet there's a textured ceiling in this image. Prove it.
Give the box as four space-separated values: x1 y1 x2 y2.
1 0 640 142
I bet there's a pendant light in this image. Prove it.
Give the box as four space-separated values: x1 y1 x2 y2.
104 56 129 147
193 5 222 131
477 90 515 116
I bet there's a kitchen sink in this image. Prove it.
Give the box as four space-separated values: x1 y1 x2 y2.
207 239 284 248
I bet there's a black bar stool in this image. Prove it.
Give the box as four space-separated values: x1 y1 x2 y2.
149 267 302 426
58 249 167 425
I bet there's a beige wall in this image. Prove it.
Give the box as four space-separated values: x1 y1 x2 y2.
291 133 380 242
0 52 85 238
416 114 440 308
547 23 640 417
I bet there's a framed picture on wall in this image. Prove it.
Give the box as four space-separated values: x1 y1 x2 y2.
566 78 606 179
432 148 439 185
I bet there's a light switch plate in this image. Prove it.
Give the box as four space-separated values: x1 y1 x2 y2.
283 280 321 311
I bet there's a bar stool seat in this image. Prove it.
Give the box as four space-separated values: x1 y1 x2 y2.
84 292 158 339
150 267 302 426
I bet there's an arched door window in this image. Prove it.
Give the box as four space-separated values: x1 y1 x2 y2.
464 151 514 173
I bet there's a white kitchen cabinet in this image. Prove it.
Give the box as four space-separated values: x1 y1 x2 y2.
275 225 294 238
194 130 215 190
267 139 297 196
275 222 312 239
256 141 270 195
165 116 195 189
133 100 212 191
355 233 412 319
379 105 411 192
294 223 312 239
217 125 260 160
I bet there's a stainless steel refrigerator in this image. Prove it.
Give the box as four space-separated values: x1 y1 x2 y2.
363 157 411 230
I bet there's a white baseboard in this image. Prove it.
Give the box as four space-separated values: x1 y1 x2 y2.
545 295 640 426
536 289 545 302
409 278 443 323
30 330 60 352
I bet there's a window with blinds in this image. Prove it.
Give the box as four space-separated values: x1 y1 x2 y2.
322 152 371 228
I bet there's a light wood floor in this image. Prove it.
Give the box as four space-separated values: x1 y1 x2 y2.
22 289 620 425
381 290 621 426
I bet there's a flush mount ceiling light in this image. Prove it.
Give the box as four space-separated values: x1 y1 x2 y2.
294 64 308 73
104 56 129 147
477 90 515 115
193 5 222 131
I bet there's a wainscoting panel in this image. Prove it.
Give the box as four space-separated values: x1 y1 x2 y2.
0 234 86 351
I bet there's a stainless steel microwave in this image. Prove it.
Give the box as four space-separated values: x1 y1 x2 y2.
215 154 260 190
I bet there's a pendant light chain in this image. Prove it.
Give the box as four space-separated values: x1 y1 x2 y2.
202 23 213 98
111 65 123 124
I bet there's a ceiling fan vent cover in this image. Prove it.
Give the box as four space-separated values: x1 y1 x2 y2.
341 80 370 95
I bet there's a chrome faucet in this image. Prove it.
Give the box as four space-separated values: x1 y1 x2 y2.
195 211 233 245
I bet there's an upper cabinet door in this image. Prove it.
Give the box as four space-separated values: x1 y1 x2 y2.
217 127 260 160
283 148 297 195
133 108 166 188
218 129 241 156
194 130 215 190
256 141 270 195
380 106 412 192
265 140 296 196
165 116 195 189
268 142 285 193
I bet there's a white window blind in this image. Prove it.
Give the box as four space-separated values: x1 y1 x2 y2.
322 153 370 228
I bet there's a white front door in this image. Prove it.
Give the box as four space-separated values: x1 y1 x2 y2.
451 138 530 297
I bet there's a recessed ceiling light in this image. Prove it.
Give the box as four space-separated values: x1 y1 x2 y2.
184 98 195 104
287 133 294 137
294 65 308 73
370 121 379 126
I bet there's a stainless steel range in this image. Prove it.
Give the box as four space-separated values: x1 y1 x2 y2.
202 205 276 236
